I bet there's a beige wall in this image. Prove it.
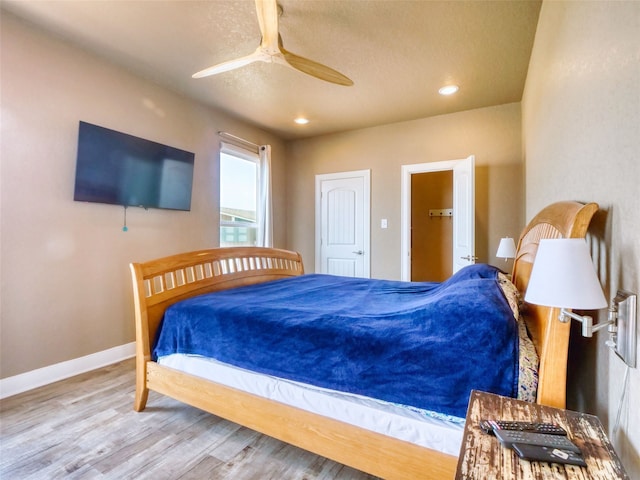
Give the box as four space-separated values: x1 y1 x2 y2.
286 103 524 280
0 13 287 378
522 1 639 475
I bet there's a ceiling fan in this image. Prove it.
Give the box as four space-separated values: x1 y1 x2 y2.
192 0 353 86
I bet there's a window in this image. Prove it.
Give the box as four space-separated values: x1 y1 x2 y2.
219 146 259 247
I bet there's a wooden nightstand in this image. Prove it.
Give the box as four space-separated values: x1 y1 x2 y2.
455 390 629 479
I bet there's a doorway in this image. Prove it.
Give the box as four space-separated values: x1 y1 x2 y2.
400 156 475 281
411 171 453 281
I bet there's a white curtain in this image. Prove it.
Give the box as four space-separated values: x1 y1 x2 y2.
257 145 273 247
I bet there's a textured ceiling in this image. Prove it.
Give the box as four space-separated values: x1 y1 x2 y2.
2 0 542 140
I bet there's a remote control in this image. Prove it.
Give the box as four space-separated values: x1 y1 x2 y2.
480 420 567 436
512 443 587 467
493 429 581 453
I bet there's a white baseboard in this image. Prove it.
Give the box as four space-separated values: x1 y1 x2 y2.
0 342 136 399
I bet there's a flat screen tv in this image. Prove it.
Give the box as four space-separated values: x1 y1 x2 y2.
73 121 195 211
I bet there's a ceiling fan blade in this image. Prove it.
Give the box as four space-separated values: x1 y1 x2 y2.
192 49 269 79
281 48 354 86
255 0 279 52
193 0 353 86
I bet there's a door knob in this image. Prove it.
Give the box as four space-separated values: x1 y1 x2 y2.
460 255 478 261
352 250 364 255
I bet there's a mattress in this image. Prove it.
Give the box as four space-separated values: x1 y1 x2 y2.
158 353 465 456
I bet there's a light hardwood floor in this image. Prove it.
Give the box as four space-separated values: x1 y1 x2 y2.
0 359 379 479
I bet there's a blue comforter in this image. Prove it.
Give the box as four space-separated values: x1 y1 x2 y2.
153 264 518 418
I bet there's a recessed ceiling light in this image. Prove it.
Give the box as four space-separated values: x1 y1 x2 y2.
438 85 459 96
294 117 309 125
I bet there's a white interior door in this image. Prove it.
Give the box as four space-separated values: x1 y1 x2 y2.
315 170 370 277
452 155 476 272
401 156 475 280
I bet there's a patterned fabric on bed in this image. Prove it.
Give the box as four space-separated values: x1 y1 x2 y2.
516 320 539 402
498 272 523 317
498 272 539 403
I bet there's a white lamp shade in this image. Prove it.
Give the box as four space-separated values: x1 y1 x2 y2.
525 238 607 309
496 237 517 259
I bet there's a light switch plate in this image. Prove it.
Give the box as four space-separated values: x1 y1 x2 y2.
613 291 637 368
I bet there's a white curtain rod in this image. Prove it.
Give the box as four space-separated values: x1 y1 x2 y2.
218 131 260 151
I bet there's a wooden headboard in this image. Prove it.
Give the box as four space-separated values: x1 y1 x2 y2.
512 201 599 408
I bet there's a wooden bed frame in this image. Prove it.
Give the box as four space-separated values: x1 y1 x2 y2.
130 201 598 480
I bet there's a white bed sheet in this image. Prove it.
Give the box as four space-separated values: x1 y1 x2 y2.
158 353 465 456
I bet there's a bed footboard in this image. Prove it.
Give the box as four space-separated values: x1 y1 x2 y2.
130 247 304 411
130 246 459 479
145 361 457 479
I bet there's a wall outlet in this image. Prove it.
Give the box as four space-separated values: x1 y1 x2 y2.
613 291 637 368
